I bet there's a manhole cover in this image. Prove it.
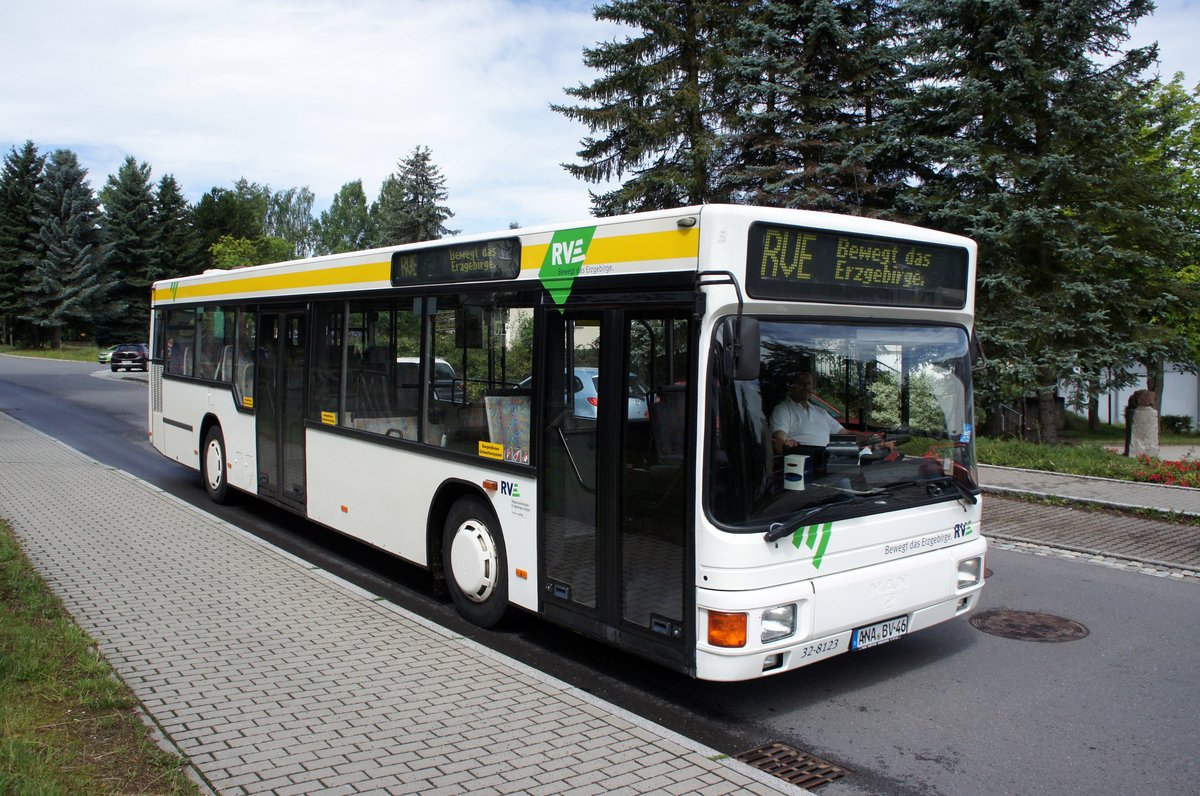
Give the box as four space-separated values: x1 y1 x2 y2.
969 608 1089 642
736 742 849 790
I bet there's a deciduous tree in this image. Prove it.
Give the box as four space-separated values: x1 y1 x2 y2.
313 180 373 254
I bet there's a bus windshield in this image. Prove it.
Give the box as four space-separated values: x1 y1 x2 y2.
708 321 977 529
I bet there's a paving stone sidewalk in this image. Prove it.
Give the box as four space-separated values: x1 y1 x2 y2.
0 413 794 796
982 495 1200 574
979 464 1200 517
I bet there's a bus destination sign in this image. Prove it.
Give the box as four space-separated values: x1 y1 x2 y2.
746 223 968 308
391 237 521 286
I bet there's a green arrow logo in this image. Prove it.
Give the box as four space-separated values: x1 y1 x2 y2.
538 226 596 310
792 522 834 569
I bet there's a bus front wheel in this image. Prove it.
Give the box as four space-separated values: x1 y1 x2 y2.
202 426 234 505
443 496 508 628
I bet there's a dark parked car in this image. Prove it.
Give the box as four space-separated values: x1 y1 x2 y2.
110 343 148 372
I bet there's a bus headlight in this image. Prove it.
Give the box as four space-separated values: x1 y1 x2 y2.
761 604 797 643
957 556 983 589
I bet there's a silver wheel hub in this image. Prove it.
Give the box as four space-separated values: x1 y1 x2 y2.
449 518 498 603
205 439 224 490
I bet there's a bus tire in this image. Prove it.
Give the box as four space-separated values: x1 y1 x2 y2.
202 425 234 505
443 496 508 628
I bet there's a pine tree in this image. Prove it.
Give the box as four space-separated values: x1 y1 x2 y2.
153 174 203 280
22 149 117 348
372 147 457 245
553 0 745 214
893 0 1160 441
313 180 373 254
0 140 45 345
720 0 908 214
99 156 156 343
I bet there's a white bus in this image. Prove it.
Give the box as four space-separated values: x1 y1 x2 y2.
149 204 986 681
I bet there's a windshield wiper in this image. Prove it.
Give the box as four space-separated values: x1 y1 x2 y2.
877 475 978 507
764 496 857 542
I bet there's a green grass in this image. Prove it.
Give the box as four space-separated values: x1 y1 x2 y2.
0 343 104 363
976 411 1199 481
975 437 1145 479
0 519 199 795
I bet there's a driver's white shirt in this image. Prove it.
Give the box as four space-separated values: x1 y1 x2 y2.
770 397 843 447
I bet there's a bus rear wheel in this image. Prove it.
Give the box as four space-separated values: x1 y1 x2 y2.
443 496 508 628
202 426 234 505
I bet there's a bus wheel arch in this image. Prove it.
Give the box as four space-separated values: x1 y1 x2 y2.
199 416 234 505
438 489 509 628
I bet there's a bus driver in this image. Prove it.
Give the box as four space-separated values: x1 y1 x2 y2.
771 371 896 456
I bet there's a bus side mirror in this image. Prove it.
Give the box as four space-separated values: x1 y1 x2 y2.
722 316 760 381
971 331 987 372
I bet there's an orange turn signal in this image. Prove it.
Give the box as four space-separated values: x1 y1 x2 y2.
482 480 498 492
707 611 748 648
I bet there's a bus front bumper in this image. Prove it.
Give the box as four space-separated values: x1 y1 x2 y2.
694 537 987 682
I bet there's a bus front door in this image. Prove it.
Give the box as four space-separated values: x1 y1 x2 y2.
541 308 692 671
256 309 307 510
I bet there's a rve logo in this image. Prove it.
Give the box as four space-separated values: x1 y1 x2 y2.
551 238 587 266
500 481 520 498
954 521 973 538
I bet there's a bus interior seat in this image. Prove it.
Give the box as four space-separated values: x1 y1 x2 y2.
484 394 531 453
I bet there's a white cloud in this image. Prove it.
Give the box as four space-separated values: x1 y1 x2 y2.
1 0 621 233
3 1 1195 238
1128 0 1200 85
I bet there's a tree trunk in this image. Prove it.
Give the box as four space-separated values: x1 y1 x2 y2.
1037 389 1059 444
1088 393 1099 432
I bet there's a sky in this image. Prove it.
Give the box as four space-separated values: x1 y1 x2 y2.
1 0 1197 237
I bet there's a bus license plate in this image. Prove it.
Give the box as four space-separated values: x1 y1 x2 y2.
851 616 909 650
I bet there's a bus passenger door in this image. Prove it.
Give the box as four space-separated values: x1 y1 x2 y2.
257 309 308 510
540 307 692 670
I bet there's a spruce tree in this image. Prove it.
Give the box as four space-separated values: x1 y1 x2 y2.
372 147 457 245
313 180 373 254
720 0 908 214
153 174 203 280
0 140 44 345
22 149 117 348
99 156 156 343
553 0 745 214
893 0 1160 441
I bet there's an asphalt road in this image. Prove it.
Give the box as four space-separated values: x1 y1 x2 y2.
2 354 1197 795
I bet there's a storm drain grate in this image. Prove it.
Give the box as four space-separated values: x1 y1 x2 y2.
736 742 849 790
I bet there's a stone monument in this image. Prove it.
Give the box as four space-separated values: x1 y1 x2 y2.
1127 389 1159 459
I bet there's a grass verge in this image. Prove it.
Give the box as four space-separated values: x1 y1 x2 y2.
0 518 199 795
0 343 102 363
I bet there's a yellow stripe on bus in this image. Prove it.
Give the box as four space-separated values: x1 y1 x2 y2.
152 261 391 303
153 227 699 303
521 228 698 270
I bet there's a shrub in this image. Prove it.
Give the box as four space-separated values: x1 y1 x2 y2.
1161 415 1194 435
